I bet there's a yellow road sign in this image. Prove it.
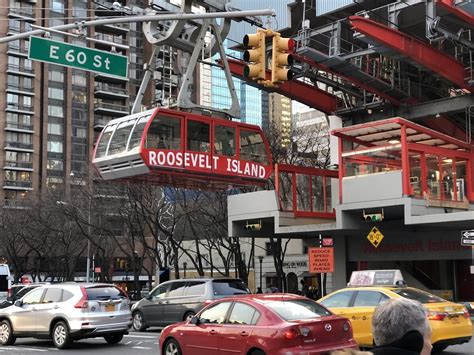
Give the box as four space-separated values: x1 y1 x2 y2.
367 226 384 248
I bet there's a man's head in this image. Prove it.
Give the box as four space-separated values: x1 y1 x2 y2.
372 298 431 354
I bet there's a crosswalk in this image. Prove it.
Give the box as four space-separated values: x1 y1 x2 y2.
0 333 160 353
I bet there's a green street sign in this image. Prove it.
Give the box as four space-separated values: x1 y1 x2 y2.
28 36 128 79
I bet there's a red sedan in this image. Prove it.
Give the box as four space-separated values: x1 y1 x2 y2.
159 293 357 355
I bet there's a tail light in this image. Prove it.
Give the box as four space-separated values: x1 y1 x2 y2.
343 321 352 332
283 327 299 340
203 300 213 306
462 308 470 319
427 311 446 321
74 286 89 309
7 288 12 298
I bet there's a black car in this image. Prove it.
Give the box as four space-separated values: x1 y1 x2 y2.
130 278 250 331
0 284 43 308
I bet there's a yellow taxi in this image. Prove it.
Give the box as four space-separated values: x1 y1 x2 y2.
318 270 472 352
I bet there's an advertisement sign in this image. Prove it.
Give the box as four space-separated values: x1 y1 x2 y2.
308 247 334 273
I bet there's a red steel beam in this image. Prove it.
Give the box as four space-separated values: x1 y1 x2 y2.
224 58 337 114
350 16 471 91
437 0 474 26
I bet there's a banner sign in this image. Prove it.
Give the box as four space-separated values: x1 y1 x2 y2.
142 149 272 180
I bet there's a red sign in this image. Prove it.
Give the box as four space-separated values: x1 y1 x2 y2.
309 247 334 273
322 237 333 247
142 149 272 180
94 267 101 273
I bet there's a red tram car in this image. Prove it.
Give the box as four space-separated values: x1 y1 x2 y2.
92 108 273 189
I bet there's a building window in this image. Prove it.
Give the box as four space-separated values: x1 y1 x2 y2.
48 87 64 101
47 141 63 153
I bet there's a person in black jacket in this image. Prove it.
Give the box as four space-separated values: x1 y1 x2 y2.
371 298 432 355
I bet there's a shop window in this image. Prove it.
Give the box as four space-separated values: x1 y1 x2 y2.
343 145 402 177
409 153 422 197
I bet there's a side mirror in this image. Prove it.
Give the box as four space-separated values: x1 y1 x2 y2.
190 316 199 325
14 300 23 307
146 294 153 301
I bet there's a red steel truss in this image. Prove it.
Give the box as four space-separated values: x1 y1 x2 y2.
225 58 337 114
350 16 471 91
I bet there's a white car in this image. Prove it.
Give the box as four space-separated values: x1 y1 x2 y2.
0 283 132 349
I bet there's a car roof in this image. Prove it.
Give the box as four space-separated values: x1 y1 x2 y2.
161 278 243 283
216 293 308 303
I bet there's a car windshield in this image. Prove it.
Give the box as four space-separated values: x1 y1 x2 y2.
392 288 445 303
212 280 250 295
86 286 127 300
266 299 332 321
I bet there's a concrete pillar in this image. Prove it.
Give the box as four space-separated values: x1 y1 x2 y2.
332 235 347 291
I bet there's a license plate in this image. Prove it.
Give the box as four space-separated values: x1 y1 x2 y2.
105 304 115 312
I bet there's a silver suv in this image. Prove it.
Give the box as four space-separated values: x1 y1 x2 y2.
0 283 132 349
131 278 250 331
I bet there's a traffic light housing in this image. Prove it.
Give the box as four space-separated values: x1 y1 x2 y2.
245 220 262 231
363 209 384 222
243 30 266 81
271 33 295 83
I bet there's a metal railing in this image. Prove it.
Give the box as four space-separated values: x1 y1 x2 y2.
4 161 33 169
94 82 129 96
5 141 34 150
5 121 34 131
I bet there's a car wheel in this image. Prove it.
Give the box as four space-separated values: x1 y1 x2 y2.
52 321 72 349
104 333 124 344
432 344 448 353
0 319 16 346
183 311 196 321
164 338 182 355
133 311 147 331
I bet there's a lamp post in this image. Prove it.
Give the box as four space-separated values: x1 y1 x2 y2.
183 262 187 278
258 256 264 291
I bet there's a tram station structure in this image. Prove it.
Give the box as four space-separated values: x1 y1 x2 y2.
228 0 474 301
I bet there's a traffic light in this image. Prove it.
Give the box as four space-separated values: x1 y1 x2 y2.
243 30 266 81
363 209 384 222
271 33 295 83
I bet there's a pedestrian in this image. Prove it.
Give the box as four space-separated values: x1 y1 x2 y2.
300 279 309 297
371 298 432 355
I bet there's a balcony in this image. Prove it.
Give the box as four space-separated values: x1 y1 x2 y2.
6 64 35 77
94 82 129 99
7 43 29 57
6 83 34 96
97 22 130 35
5 121 34 133
4 180 33 189
4 141 34 151
94 102 129 116
8 8 36 22
4 161 33 170
5 103 34 115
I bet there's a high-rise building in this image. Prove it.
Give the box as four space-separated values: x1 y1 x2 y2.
0 0 144 207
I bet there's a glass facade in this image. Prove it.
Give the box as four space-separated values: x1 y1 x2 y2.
211 41 262 126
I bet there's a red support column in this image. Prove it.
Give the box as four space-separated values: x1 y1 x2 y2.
401 125 410 196
338 137 343 204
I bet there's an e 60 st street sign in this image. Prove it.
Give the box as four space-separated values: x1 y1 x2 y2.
28 36 128 79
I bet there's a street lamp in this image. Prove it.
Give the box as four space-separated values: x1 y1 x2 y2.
183 262 187 278
258 256 264 291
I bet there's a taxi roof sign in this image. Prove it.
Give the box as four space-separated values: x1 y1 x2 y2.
348 269 406 287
